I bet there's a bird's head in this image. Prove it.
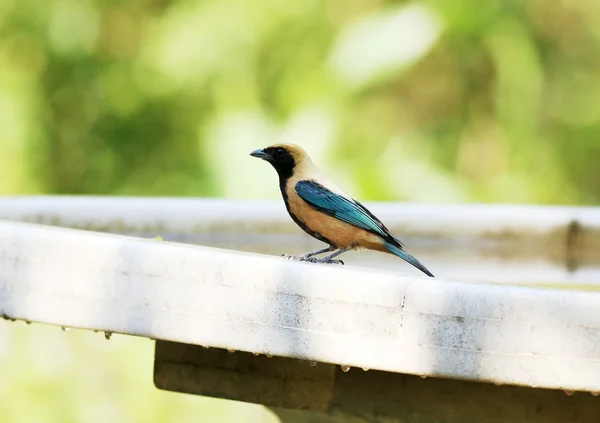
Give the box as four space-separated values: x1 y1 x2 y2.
250 143 308 179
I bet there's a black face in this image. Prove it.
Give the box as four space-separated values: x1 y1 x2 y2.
251 146 296 180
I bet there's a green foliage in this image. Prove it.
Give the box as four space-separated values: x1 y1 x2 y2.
0 324 277 423
0 0 598 203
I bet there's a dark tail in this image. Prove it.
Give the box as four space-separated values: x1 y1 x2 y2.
383 240 434 277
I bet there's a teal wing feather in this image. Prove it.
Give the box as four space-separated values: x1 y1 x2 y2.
294 180 390 239
295 180 431 276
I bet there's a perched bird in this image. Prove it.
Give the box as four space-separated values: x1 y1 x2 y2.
250 143 434 277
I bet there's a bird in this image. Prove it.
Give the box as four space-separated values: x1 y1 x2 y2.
250 143 434 277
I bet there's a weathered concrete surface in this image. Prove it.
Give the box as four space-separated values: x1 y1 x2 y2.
0 196 599 261
155 343 600 423
0 197 599 285
1 220 600 392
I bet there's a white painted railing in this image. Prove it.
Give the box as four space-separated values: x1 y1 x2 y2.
1 219 599 391
1 197 600 422
0 197 599 284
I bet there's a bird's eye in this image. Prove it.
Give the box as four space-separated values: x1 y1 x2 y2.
275 148 285 156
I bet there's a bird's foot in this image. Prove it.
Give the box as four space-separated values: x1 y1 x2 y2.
281 254 343 265
281 254 317 262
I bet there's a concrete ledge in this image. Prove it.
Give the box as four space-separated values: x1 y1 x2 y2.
1 196 599 285
0 196 599 258
1 220 599 392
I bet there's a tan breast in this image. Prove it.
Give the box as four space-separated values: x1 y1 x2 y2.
284 174 386 252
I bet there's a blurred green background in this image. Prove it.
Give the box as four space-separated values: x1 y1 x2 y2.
1 0 599 421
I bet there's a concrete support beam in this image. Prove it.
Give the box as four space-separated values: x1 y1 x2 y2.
155 342 600 423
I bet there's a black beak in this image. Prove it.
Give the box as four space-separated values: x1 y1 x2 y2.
250 149 271 160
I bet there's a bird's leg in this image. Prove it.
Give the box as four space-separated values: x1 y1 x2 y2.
315 247 352 265
299 246 333 260
281 246 332 262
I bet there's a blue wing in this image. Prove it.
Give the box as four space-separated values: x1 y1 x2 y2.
295 180 391 239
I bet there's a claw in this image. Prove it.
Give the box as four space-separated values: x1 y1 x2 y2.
321 259 344 265
313 258 344 265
